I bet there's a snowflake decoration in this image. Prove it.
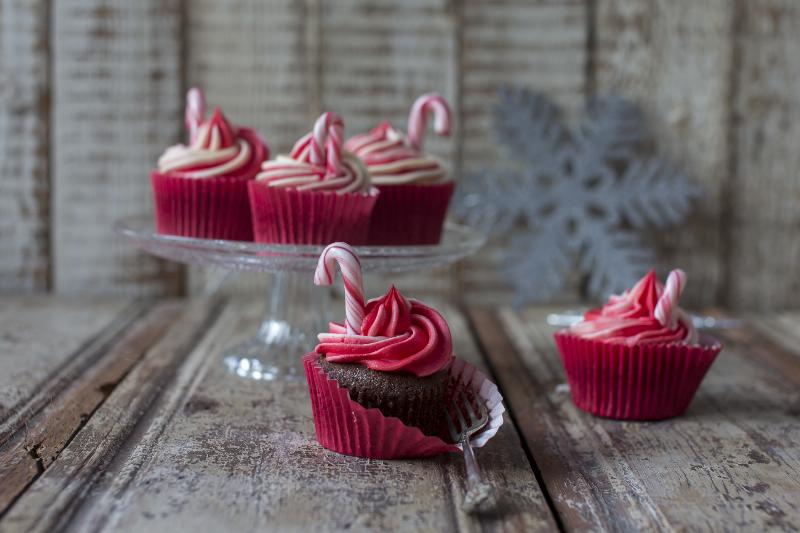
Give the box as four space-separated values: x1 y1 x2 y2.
453 86 701 305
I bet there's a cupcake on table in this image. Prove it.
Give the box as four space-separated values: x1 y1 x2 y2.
151 88 269 241
303 243 504 459
248 112 378 245
346 93 455 245
554 269 723 421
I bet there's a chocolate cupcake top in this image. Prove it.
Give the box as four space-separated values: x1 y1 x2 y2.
256 112 371 194
157 88 267 179
313 243 453 377
345 93 451 186
570 269 698 346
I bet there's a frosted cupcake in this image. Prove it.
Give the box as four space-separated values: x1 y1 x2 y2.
303 243 504 459
346 93 454 245
248 112 378 244
151 88 269 241
554 270 723 420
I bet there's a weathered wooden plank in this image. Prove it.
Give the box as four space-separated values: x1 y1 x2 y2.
0 297 222 532
16 298 556 532
0 301 181 514
0 0 50 291
727 0 800 310
470 306 800 531
52 0 184 295
458 0 587 305
0 297 134 442
593 0 734 307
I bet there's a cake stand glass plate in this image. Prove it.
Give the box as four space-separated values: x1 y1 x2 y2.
115 215 486 381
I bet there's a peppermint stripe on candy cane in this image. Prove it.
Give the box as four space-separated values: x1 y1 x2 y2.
309 112 344 177
655 269 687 329
407 93 452 150
314 243 365 335
185 87 205 143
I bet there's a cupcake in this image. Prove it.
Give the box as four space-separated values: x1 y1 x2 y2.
151 87 269 241
303 243 504 459
248 112 378 245
554 269 723 420
346 93 455 245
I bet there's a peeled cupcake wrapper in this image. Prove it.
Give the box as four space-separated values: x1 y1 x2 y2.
303 353 505 459
554 331 722 420
151 172 254 241
248 183 379 245
368 181 454 245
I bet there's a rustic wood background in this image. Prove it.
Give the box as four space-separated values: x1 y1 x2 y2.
1 0 798 310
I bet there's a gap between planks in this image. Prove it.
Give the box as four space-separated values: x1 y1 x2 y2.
0 300 184 516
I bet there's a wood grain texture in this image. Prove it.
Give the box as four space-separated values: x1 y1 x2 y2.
458 0 588 302
470 306 800 532
5 299 556 532
1 297 223 532
593 0 734 307
0 297 133 441
727 0 800 310
51 0 183 295
0 301 180 514
0 0 50 291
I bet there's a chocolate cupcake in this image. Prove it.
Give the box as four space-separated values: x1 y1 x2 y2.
315 285 452 439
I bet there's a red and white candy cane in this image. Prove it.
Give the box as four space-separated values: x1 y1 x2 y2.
314 242 365 335
655 269 687 328
309 112 345 177
185 87 205 142
407 92 452 150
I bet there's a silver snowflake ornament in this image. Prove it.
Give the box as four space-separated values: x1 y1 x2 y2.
453 86 701 305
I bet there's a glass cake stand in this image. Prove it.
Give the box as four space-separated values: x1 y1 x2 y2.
115 215 486 381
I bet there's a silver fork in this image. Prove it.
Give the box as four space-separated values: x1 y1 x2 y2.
446 389 497 513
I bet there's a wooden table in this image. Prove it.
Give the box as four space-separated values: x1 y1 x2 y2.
0 296 798 532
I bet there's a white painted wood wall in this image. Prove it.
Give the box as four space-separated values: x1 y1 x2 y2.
1 0 798 310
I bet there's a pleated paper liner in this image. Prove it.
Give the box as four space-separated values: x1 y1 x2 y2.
150 172 255 241
303 354 505 459
149 128 267 242
368 181 455 245
554 331 723 420
248 183 378 245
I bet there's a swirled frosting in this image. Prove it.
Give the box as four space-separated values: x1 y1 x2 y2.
257 133 371 194
345 121 448 186
316 285 453 377
569 270 698 346
157 107 265 179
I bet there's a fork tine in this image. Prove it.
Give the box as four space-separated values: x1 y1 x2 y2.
459 390 479 425
446 404 460 442
453 398 468 435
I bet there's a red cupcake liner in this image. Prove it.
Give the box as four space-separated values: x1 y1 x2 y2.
554 331 723 420
151 172 254 241
368 182 454 245
303 354 505 459
248 183 378 245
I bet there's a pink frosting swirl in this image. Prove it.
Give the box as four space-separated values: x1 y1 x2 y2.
316 285 453 377
345 121 448 185
157 106 267 180
569 270 698 346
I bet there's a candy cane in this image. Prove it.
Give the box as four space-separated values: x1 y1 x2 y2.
309 112 344 177
407 92 451 150
185 87 205 142
314 242 365 335
655 269 687 328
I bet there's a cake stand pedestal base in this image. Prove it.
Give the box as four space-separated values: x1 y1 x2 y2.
222 270 329 381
